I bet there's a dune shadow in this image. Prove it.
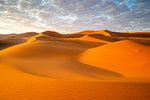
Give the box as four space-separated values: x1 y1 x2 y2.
10 58 123 80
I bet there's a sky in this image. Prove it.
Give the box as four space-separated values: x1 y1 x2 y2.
0 0 150 34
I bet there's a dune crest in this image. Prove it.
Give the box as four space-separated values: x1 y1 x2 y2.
60 35 110 44
74 30 111 36
25 33 43 43
79 40 150 78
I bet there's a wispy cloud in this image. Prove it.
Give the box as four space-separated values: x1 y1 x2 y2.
0 0 150 34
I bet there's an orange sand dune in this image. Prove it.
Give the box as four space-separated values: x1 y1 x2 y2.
124 32 150 34
110 31 150 37
1 32 38 40
74 30 111 36
133 39 150 46
0 39 122 80
88 34 119 42
13 32 38 38
42 31 62 37
79 40 150 78
59 35 110 46
25 33 56 43
0 40 90 58
0 33 17 39
1 31 150 100
61 35 110 43
0 32 39 50
0 38 25 50
1 61 150 100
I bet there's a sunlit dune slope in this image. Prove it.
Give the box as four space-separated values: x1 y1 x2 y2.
25 33 56 43
74 30 111 36
0 39 123 80
79 40 150 78
0 40 91 58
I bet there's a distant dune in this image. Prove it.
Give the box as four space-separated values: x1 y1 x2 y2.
88 34 119 42
0 32 38 50
73 30 111 36
25 33 56 43
42 31 62 37
106 30 150 37
59 35 110 46
64 35 110 43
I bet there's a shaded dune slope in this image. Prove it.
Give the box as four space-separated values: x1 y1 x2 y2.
106 30 150 37
0 32 39 50
42 31 62 37
88 34 119 42
0 38 25 50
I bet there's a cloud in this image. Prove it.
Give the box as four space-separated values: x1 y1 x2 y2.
0 0 150 34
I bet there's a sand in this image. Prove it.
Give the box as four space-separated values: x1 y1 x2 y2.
1 61 150 100
60 35 110 43
59 35 110 46
79 40 150 78
1 30 150 100
74 30 111 36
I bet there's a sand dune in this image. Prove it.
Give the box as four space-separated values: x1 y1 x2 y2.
80 30 150 38
108 30 150 38
1 61 150 100
73 30 111 36
88 34 119 42
0 38 25 50
1 30 150 100
59 35 110 46
42 31 62 37
12 32 38 39
6 58 122 80
79 40 150 78
25 33 56 43
0 33 17 39
0 38 122 80
0 32 39 50
0 40 91 58
61 35 110 43
124 32 150 34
